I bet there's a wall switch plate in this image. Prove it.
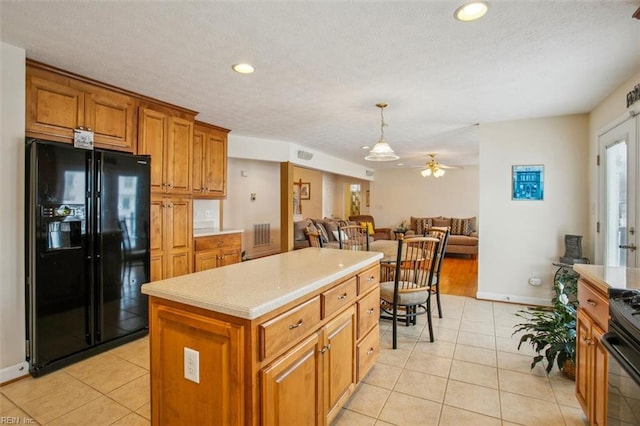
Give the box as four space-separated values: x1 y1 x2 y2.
250 193 256 201
184 347 200 383
205 210 214 218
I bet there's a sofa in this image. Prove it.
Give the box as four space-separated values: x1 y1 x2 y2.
406 216 478 258
294 217 391 250
294 218 347 250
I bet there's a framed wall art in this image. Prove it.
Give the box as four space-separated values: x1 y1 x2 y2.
300 182 311 200
512 165 544 201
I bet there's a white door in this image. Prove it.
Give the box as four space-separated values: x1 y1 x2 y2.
598 116 637 267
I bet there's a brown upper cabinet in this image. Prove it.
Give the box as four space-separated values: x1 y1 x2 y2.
192 121 229 199
26 62 136 152
138 106 194 196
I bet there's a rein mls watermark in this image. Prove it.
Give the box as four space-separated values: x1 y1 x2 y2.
0 417 35 424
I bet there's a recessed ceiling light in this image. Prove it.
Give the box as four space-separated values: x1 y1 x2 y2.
232 63 255 74
397 163 404 166
454 1 488 22
361 145 370 150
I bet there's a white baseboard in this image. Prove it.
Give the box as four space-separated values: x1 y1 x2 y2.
0 361 29 385
476 292 551 307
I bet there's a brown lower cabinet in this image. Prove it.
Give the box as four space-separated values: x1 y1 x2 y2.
147 263 380 425
193 232 242 272
575 277 609 426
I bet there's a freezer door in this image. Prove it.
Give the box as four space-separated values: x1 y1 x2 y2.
26 140 92 371
95 150 150 343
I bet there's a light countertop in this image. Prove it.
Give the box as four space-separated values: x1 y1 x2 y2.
573 264 640 294
141 248 382 320
193 228 244 238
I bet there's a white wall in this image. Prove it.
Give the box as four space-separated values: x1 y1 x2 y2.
588 70 640 262
228 134 373 181
223 158 281 258
0 42 27 382
370 166 479 230
478 115 589 305
293 167 323 220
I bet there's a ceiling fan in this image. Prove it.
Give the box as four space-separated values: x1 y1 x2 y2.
420 154 460 178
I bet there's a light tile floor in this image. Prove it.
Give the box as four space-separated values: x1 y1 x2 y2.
0 295 587 425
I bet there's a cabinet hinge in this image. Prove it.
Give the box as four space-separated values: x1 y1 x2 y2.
596 155 600 166
596 222 600 233
25 340 30 359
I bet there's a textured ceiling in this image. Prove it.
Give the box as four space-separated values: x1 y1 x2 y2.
1 1 639 169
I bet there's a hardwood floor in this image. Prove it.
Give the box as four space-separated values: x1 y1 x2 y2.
439 254 478 298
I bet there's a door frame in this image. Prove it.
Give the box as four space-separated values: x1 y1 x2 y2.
596 114 638 266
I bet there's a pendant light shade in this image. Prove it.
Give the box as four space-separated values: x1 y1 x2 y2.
365 103 399 162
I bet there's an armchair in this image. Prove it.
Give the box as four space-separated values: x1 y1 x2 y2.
348 215 393 240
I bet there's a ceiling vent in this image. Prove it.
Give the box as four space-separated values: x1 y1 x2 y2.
297 150 313 161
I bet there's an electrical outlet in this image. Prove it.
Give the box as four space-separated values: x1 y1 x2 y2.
184 347 200 383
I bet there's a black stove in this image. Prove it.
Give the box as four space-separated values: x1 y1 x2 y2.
609 288 640 346
603 288 640 425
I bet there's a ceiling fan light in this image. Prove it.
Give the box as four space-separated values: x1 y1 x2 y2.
434 168 445 178
421 168 431 177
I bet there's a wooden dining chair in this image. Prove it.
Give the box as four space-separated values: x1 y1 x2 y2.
379 235 440 348
337 224 370 251
427 226 450 318
305 226 323 248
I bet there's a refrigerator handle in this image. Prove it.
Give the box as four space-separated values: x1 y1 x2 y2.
95 151 104 342
86 153 94 345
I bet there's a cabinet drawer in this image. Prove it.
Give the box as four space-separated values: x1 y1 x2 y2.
260 296 321 360
322 277 357 318
195 233 241 251
357 289 380 340
578 279 609 330
358 266 379 295
357 325 379 382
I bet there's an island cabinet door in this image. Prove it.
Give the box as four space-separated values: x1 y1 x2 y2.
150 303 244 426
324 307 356 425
576 309 590 413
261 332 323 426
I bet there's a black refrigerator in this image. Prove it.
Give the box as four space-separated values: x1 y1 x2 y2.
25 139 151 376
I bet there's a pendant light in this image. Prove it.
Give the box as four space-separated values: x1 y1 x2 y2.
365 103 400 161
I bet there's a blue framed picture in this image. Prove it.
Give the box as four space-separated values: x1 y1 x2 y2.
512 165 544 200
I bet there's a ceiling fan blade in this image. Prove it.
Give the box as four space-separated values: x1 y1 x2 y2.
438 164 462 169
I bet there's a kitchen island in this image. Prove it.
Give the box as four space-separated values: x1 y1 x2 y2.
572 264 640 426
141 248 382 426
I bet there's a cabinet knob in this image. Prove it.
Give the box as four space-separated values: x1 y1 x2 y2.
366 347 374 355
337 293 348 300
586 299 597 307
367 276 375 281
366 308 375 315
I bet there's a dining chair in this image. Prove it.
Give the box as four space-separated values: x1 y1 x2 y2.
305 226 323 248
337 224 370 251
427 226 450 318
379 235 440 348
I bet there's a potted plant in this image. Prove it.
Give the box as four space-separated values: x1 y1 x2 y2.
395 219 408 234
513 268 578 377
